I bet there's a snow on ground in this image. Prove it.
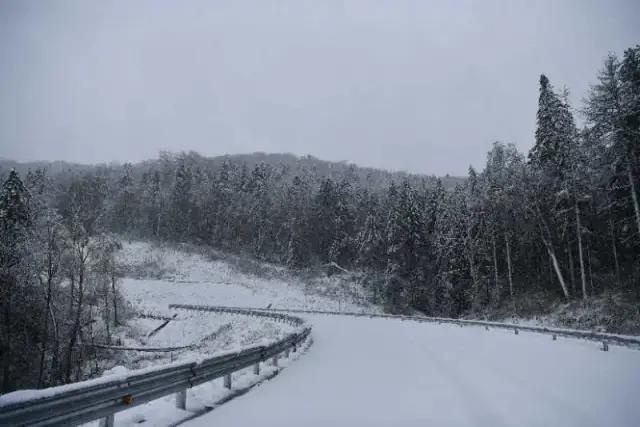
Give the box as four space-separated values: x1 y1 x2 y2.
80 241 640 426
102 309 293 372
82 342 310 427
504 292 640 335
106 240 373 373
118 241 379 315
185 314 640 427
126 309 290 350
69 239 326 415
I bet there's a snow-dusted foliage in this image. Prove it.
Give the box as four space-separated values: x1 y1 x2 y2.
0 170 132 393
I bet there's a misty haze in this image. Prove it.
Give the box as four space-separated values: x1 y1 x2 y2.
0 1 639 426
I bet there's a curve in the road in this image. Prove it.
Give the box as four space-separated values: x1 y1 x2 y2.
183 313 640 427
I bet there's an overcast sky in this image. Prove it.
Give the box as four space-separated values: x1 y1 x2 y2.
1 1 638 175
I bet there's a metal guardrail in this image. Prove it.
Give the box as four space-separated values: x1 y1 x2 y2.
89 322 234 354
3 303 635 426
90 343 194 352
199 305 640 350
0 306 311 427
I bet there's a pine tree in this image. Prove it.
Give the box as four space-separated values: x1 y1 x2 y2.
285 175 312 268
356 209 385 271
616 46 640 238
312 178 338 261
530 75 576 185
328 179 356 267
0 170 32 391
434 184 473 315
171 158 194 238
112 163 137 233
0 169 30 229
528 75 580 300
464 166 490 307
585 48 640 239
385 180 425 312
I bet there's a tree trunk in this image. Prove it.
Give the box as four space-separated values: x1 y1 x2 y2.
539 230 570 300
66 258 84 383
587 241 595 295
464 223 481 304
104 280 111 344
1 279 12 392
535 206 570 300
48 302 60 383
492 232 499 303
39 222 61 388
575 202 588 299
111 272 119 326
629 157 640 238
38 275 53 388
155 205 162 238
607 203 621 287
567 239 576 295
504 231 514 306
68 274 75 317
546 243 570 300
536 253 543 287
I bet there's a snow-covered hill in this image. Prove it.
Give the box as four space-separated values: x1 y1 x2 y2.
117 241 379 316
93 239 376 396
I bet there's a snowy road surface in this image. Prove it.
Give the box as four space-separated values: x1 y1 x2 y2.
185 314 640 427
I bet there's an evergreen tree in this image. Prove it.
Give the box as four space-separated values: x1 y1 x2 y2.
385 180 425 312
171 157 194 238
356 195 385 272
112 163 137 233
529 75 581 300
0 170 32 391
285 175 312 268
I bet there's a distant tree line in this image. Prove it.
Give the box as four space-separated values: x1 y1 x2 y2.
1 45 639 392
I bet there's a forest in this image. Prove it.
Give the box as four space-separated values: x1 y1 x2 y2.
1 45 639 393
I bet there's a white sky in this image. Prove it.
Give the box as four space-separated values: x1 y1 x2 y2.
0 0 638 175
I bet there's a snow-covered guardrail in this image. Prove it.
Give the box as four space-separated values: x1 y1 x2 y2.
89 323 234 353
90 343 195 352
0 306 311 427
199 305 640 350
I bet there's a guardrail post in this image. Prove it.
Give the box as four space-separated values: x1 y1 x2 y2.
552 334 557 340
254 362 260 375
224 373 232 389
601 341 609 352
176 390 187 410
514 327 519 335
272 355 279 367
99 414 115 427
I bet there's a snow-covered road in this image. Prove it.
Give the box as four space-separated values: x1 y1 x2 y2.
117 244 639 426
185 314 640 427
